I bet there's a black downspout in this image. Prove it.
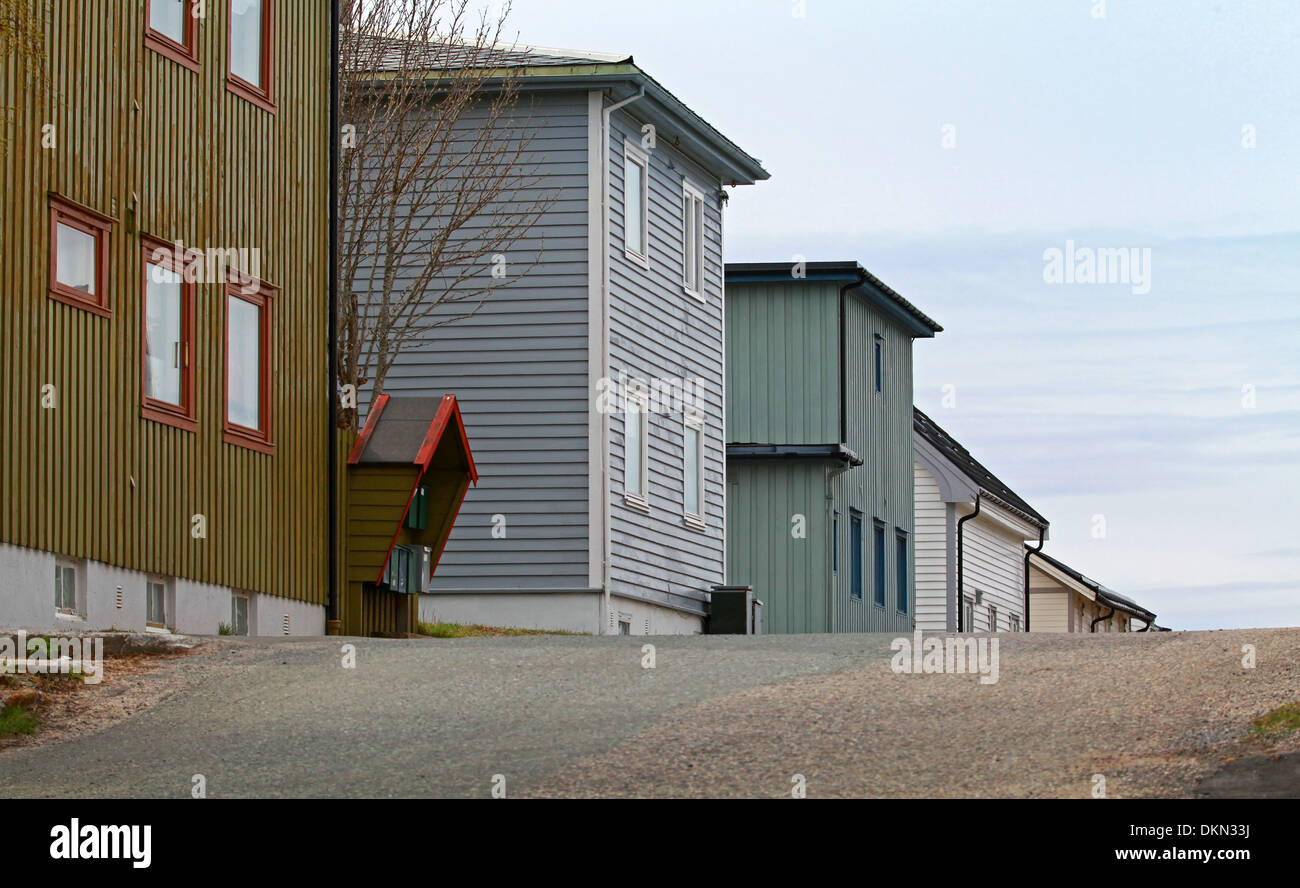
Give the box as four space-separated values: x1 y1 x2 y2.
326 0 340 630
1091 607 1115 633
1023 526 1045 632
837 277 856 446
955 494 981 631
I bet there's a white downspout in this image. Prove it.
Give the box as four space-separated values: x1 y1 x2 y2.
598 86 645 634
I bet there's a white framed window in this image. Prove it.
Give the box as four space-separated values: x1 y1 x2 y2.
623 388 649 508
681 180 705 299
988 604 998 633
54 558 81 617
962 597 974 633
146 578 171 631
683 412 705 528
1009 612 1021 632
231 592 250 636
623 141 649 268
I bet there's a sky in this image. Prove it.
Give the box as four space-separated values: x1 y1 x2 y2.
497 0 1300 630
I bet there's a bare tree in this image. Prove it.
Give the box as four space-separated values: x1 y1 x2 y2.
338 0 553 429
0 0 51 162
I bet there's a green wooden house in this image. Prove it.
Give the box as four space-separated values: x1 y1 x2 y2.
724 262 942 633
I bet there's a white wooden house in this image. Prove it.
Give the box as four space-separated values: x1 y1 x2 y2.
913 408 1049 632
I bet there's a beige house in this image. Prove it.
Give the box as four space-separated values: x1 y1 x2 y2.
1027 549 1158 632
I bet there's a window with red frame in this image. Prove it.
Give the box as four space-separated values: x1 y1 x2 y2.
227 0 274 112
224 273 275 453
144 0 199 70
49 195 112 317
141 236 196 431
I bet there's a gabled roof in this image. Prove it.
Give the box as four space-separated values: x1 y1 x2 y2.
1026 548 1157 623
349 393 478 481
913 407 1047 528
725 261 943 338
350 36 769 186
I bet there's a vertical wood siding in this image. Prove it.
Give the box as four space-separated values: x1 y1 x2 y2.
0 1 329 602
725 280 918 633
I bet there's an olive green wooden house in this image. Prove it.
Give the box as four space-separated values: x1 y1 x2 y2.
0 1 331 635
344 395 478 636
724 262 942 633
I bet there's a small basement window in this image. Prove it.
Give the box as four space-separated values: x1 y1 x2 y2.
146 578 170 630
54 558 80 616
231 592 250 636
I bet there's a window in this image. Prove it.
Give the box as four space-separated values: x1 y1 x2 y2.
623 390 648 506
1009 613 1021 632
873 520 886 607
896 530 908 614
141 237 196 431
227 0 274 112
623 142 649 266
146 578 169 630
988 605 998 633
224 272 275 453
681 181 705 298
54 559 79 616
145 0 199 70
618 620 631 636
873 335 884 394
849 512 863 601
231 593 250 636
962 597 974 633
683 413 705 527
49 195 112 316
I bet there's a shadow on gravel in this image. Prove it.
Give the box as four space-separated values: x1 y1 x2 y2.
1197 753 1300 798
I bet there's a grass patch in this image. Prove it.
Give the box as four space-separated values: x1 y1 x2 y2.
1249 702 1300 740
416 621 584 638
0 704 39 737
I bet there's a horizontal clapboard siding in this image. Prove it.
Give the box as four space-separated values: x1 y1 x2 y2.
914 459 949 630
959 505 1027 631
363 91 592 591
607 103 726 605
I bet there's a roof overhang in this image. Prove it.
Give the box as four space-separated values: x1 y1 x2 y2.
726 261 942 338
355 62 769 186
727 443 863 466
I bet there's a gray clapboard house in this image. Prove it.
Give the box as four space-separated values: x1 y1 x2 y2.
725 263 942 633
361 44 768 634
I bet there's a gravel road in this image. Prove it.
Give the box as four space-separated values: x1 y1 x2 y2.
0 628 1295 798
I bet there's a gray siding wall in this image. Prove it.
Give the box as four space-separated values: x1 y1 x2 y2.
606 103 727 608
364 91 592 591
